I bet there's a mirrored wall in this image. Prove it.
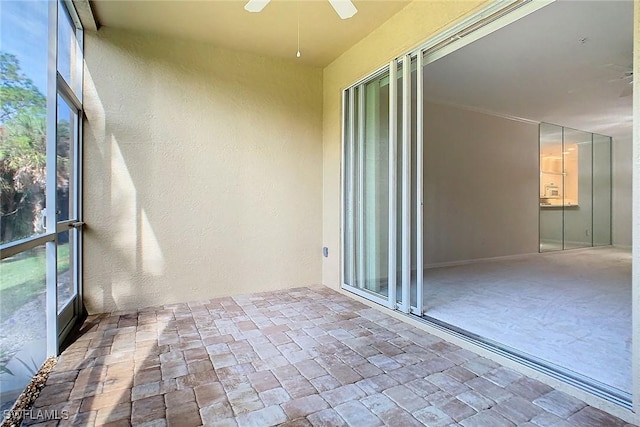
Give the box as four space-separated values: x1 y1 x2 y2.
539 123 612 252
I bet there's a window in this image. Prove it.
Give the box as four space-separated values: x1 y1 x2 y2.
0 0 83 416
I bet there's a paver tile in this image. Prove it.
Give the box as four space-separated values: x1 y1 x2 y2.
460 409 516 427
457 389 493 409
439 397 477 422
567 406 628 427
334 400 383 427
200 400 234 421
247 370 280 392
359 393 398 416
259 387 292 406
506 376 554 401
377 407 424 427
412 406 454 427
533 390 587 418
383 384 429 412
307 408 347 426
166 401 201 427
24 286 635 427
494 395 543 424
236 405 287 427
296 359 328 380
132 395 166 425
281 394 329 419
311 374 342 393
320 384 366 406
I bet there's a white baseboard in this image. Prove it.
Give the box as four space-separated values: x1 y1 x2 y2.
424 251 540 269
423 245 622 270
613 244 632 250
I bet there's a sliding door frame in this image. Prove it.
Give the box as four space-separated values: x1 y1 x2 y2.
412 52 424 316
388 59 398 309
341 0 639 419
400 54 411 314
341 1 554 317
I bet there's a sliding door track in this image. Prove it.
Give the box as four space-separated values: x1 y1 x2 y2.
417 315 632 410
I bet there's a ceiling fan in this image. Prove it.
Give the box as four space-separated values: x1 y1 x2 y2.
605 64 633 97
618 70 633 98
244 0 358 19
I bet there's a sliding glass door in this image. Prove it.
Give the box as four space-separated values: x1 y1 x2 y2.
343 69 392 305
342 56 422 314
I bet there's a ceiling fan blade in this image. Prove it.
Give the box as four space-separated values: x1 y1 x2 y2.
244 0 270 13
328 0 357 19
620 84 633 98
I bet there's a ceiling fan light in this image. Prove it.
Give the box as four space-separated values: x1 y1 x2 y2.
328 0 358 19
244 0 270 13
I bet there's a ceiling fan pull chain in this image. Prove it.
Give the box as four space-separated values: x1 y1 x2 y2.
297 12 301 58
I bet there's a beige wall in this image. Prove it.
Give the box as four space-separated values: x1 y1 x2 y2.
322 0 491 289
83 28 323 313
424 102 539 265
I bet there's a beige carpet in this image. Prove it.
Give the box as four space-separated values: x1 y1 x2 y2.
423 247 632 393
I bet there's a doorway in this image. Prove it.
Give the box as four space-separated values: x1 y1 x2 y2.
341 0 633 407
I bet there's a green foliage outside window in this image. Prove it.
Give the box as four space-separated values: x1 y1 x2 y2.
0 52 71 244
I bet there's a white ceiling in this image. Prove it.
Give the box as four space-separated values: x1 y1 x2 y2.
90 0 411 67
423 0 633 142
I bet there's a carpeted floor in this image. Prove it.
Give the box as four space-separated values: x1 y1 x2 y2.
423 246 632 393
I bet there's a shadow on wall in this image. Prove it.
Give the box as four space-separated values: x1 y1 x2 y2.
82 28 324 314
28 303 199 425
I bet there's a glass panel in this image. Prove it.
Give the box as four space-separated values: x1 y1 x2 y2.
346 72 391 300
0 245 48 412
539 123 564 252
410 58 418 310
355 85 364 289
57 0 82 97
57 230 75 311
563 128 592 249
593 134 612 246
343 91 353 286
56 95 77 222
0 1 48 244
396 62 403 306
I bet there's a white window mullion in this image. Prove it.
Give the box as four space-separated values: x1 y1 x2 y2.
356 86 366 289
348 88 357 287
46 0 59 357
415 52 424 316
340 90 348 286
388 59 398 309
401 55 412 314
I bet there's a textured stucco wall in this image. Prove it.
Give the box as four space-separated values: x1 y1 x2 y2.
321 0 491 289
83 28 323 313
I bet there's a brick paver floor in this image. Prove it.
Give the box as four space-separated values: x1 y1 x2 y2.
24 286 637 426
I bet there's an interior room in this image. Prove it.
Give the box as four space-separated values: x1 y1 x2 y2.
1 0 639 425
339 0 637 417
419 0 633 398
